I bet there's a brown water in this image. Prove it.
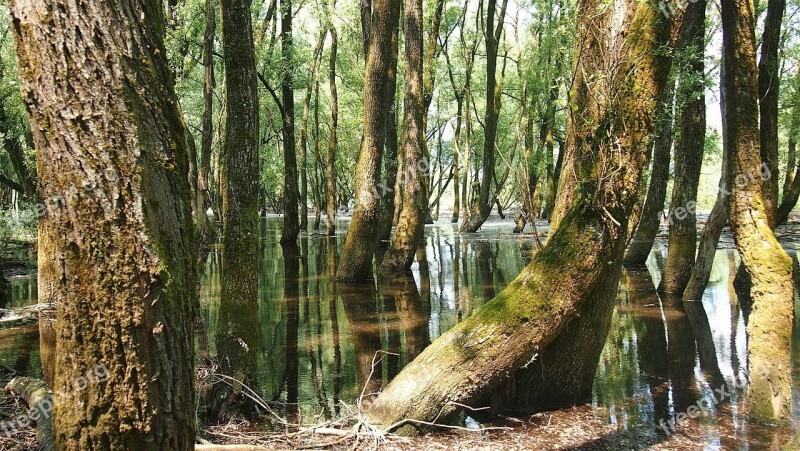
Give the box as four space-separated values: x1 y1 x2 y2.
2 217 799 448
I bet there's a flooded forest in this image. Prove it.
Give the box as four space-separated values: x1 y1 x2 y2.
0 0 799 449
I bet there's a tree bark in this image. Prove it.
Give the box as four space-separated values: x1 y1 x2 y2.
326 20 338 237
7 0 198 448
376 11 401 244
757 0 785 227
660 1 705 295
198 0 218 243
300 29 327 232
623 80 675 267
280 0 300 244
212 0 262 421
720 0 793 424
367 0 677 431
336 0 399 280
380 0 425 272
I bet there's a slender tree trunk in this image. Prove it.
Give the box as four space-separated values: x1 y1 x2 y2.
7 1 197 448
757 0 785 227
280 0 300 244
312 79 323 230
381 0 425 272
0 83 36 199
660 2 705 295
623 80 675 266
211 0 262 420
777 67 800 225
337 0 399 280
198 0 218 243
301 29 327 232
367 0 677 430
720 0 793 424
326 21 339 237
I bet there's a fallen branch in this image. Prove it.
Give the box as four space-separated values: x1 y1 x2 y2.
4 377 54 451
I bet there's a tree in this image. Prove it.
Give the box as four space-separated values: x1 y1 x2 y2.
212 0 262 419
366 0 678 429
660 0 705 295
7 0 197 448
380 0 425 271
377 8 402 243
720 0 793 424
280 0 300 244
300 29 327 232
337 0 400 280
198 0 218 243
326 13 339 237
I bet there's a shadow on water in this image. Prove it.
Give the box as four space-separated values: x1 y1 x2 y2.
1 217 798 448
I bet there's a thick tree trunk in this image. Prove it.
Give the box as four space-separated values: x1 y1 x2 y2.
300 30 327 232
280 0 300 244
377 14 401 244
660 2 705 295
367 0 676 431
326 22 339 237
7 1 198 448
336 0 399 280
380 0 425 272
720 0 793 424
757 0 785 227
623 80 675 266
212 0 262 421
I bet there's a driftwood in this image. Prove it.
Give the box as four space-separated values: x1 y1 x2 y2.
0 304 54 329
4 377 54 451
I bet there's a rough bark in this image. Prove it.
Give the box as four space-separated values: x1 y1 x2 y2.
757 0 785 227
367 0 676 430
7 0 198 448
720 0 793 424
623 80 675 266
336 0 399 280
280 0 300 244
212 0 262 421
326 21 338 237
660 1 705 295
380 0 425 272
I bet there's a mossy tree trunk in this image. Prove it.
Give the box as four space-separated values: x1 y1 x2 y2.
337 0 400 280
367 0 678 430
280 0 300 244
211 0 262 421
720 0 794 424
660 1 705 295
380 0 424 272
757 0 785 227
7 0 198 448
623 80 675 267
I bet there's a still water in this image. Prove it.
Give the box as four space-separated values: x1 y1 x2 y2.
2 217 799 448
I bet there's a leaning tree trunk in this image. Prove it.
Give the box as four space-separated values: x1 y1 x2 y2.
757 0 785 228
366 0 677 431
7 1 198 449
211 0 262 421
623 79 675 266
660 1 705 295
380 0 425 271
337 0 399 280
720 0 794 425
280 0 300 244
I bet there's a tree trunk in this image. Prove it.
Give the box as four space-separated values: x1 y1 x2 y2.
367 0 677 430
623 80 675 266
212 0 262 421
0 81 36 199
660 1 705 295
757 0 785 227
198 0 218 244
300 29 327 232
326 21 339 237
7 1 198 448
337 0 399 280
380 0 425 272
720 0 793 424
280 0 300 244
0 270 9 305
377 14 401 243
776 67 800 225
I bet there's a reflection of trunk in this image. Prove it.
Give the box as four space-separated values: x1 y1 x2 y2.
337 0 400 280
326 238 342 416
367 0 678 429
284 247 301 416
721 0 793 424
624 81 675 267
212 0 262 422
381 0 425 272
8 1 198 446
683 300 724 385
660 1 705 295
340 283 384 405
383 275 429 363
